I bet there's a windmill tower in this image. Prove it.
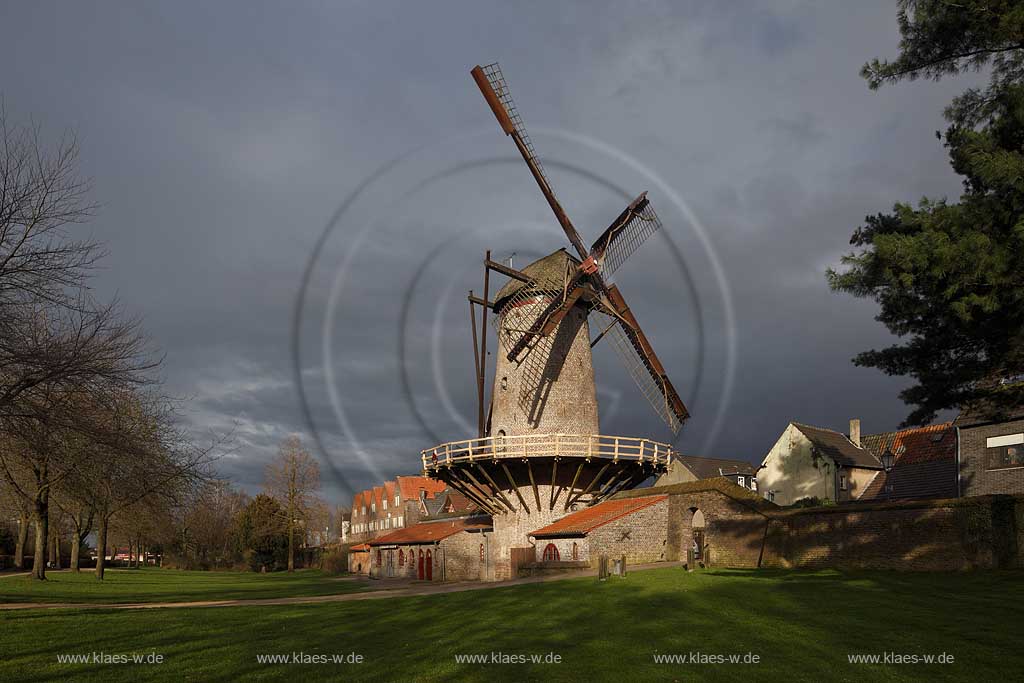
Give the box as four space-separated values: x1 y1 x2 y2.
423 63 690 580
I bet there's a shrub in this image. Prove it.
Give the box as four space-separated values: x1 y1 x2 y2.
322 547 349 575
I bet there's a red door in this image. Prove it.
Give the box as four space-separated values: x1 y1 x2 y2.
417 550 424 580
426 549 433 580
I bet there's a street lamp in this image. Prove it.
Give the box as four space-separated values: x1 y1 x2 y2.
881 452 894 472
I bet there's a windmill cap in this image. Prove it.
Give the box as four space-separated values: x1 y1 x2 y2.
493 248 581 309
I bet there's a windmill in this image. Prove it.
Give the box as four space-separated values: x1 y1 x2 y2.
468 62 690 437
422 62 688 580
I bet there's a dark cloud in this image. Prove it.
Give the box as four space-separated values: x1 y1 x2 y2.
0 1 978 502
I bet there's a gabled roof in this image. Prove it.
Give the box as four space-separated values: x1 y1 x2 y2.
352 491 364 512
860 422 955 466
383 480 396 502
857 422 957 501
792 422 882 469
858 458 958 501
674 454 756 479
395 475 446 502
368 516 492 546
530 495 667 538
372 486 384 508
439 491 474 514
349 543 370 552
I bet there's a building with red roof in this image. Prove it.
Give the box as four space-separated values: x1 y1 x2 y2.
528 495 669 566
367 515 493 582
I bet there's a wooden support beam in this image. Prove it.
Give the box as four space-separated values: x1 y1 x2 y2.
452 469 505 515
474 465 517 513
564 462 585 510
500 463 530 514
445 474 501 516
527 460 542 511
565 463 611 508
549 458 559 510
485 258 532 284
468 294 496 310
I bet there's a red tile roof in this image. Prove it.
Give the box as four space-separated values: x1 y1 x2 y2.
858 422 957 501
368 517 492 546
530 495 668 538
384 480 396 502
860 422 954 466
352 492 363 513
396 475 446 502
372 486 384 508
349 543 370 552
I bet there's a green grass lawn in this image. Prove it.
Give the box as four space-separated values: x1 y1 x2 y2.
0 567 365 604
1 567 1021 682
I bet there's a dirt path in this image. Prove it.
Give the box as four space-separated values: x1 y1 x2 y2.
0 561 683 612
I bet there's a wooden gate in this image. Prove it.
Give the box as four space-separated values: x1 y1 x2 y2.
510 547 534 578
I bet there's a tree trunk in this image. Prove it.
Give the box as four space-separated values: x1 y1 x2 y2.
95 517 109 581
31 498 48 580
287 521 295 572
14 512 28 569
70 536 81 571
52 527 61 570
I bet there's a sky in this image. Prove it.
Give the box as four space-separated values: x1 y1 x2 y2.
0 1 978 504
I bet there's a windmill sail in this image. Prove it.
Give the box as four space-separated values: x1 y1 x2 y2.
590 193 664 278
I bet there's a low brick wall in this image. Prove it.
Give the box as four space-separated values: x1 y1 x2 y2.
614 479 1024 572
763 495 1024 571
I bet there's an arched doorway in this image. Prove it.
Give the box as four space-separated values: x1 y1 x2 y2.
690 508 706 561
426 549 433 580
417 549 424 580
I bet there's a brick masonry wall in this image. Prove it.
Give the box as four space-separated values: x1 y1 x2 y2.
761 497 1023 570
491 485 575 581
586 499 669 566
959 419 1024 496
667 490 767 568
534 537 587 563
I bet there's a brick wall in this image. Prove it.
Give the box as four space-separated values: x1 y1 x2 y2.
616 478 1023 572
586 498 668 566
667 490 767 568
762 496 1023 571
959 419 1024 496
534 537 586 563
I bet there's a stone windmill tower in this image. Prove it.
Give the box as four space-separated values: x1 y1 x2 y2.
423 62 690 580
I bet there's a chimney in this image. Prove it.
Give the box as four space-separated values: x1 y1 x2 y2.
849 418 861 448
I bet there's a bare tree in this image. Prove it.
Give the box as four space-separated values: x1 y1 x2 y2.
265 436 320 572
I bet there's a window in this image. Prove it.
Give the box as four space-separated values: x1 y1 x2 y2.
395 494 400 506
371 503 376 513
571 542 579 560
399 549 404 566
737 475 745 487
751 479 758 492
396 516 403 527
542 543 559 562
767 491 775 502
839 475 848 491
986 434 1024 470
383 498 387 510
479 543 485 561
376 550 381 565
